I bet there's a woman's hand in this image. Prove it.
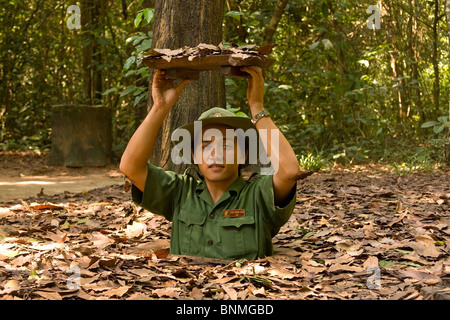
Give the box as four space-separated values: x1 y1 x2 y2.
152 70 190 110
241 66 265 111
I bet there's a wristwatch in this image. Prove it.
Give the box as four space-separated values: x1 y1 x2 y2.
251 109 269 124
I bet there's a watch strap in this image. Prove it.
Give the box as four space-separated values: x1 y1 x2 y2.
251 109 269 124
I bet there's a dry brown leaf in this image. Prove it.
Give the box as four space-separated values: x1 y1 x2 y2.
363 256 379 270
153 287 180 299
0 208 13 218
123 221 147 239
252 286 266 297
399 271 441 285
407 235 442 258
129 268 157 278
221 284 237 300
34 290 62 300
190 287 203 300
126 292 152 300
1 280 21 294
267 267 299 279
387 208 408 227
30 202 64 210
103 285 131 298
90 232 114 250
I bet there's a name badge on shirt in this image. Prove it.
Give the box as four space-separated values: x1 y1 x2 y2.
223 209 245 218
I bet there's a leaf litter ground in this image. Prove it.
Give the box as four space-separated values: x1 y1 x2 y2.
0 164 449 300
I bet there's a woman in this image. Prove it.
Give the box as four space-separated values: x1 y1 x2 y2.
120 66 300 260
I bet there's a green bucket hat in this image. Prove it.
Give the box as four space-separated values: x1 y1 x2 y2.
175 107 256 137
172 107 259 168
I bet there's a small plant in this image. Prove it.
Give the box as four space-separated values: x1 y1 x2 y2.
387 146 437 174
421 116 450 164
298 152 324 171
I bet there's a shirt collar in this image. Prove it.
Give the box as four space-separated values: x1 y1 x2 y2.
195 176 247 208
195 175 246 195
227 176 246 195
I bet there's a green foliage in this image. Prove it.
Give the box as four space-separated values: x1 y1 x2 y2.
120 26 153 107
105 7 154 156
134 8 154 28
298 153 325 171
225 106 248 118
388 147 437 174
226 11 244 21
1 0 449 168
0 1 146 155
421 116 450 164
223 0 450 167
422 116 450 134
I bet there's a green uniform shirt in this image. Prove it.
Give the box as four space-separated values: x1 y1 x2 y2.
131 163 297 260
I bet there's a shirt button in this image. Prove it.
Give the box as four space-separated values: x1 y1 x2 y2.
209 213 215 219
207 240 213 245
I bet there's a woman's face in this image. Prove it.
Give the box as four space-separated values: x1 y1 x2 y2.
193 124 244 183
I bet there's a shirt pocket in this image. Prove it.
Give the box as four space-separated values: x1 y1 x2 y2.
218 215 257 259
177 210 207 255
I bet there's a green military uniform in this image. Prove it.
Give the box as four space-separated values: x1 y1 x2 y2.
132 163 297 260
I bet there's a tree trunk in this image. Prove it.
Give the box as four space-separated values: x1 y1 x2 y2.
445 0 450 164
407 0 421 118
81 0 104 105
149 0 226 173
445 0 450 119
432 0 440 114
385 1 406 121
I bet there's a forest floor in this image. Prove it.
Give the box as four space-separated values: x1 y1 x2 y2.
0 152 449 301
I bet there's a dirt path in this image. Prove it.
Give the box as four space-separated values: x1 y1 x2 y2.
0 152 123 203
